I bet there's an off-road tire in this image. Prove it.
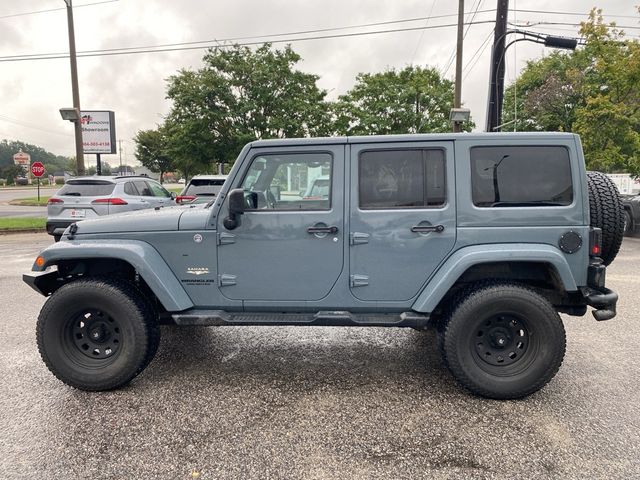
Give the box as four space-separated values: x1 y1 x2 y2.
586 171 624 265
36 277 159 391
624 209 634 237
441 282 566 399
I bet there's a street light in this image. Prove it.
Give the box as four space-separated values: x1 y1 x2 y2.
449 107 471 124
486 30 578 132
59 108 80 122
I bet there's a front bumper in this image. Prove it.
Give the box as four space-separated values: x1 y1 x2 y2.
23 270 60 296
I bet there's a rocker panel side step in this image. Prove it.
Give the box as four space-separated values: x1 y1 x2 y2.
172 310 430 328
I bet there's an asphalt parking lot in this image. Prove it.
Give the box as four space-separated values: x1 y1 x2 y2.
1 232 639 479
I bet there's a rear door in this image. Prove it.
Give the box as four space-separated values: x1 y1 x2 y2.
349 141 456 301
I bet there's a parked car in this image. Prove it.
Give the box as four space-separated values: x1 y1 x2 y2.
176 175 227 204
622 194 640 236
46 176 175 241
26 133 623 399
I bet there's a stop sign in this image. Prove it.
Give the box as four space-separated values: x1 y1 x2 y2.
31 162 45 177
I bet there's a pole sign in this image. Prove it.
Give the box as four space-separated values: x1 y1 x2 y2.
31 162 45 178
13 150 31 168
81 110 116 154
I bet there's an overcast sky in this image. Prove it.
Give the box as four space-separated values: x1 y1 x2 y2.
0 0 636 167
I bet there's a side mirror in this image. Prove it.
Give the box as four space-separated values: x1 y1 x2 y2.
223 188 245 230
170 191 177 199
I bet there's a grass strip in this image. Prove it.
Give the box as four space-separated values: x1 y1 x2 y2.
0 217 46 231
9 196 51 206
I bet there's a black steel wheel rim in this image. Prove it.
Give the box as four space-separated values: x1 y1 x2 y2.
65 309 122 362
473 314 530 367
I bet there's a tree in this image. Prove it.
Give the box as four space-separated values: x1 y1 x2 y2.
333 66 473 135
0 164 26 184
0 139 69 171
134 128 174 183
503 8 640 176
86 162 111 176
164 43 330 172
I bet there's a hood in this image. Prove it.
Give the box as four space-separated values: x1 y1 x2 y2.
69 206 187 235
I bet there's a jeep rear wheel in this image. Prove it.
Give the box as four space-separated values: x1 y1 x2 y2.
441 283 566 399
36 278 159 391
586 171 624 265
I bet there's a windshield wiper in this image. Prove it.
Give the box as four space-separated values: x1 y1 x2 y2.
63 192 81 196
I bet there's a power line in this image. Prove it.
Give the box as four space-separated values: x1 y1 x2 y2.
511 8 639 19
409 0 438 65
0 20 496 63
462 27 494 80
509 22 640 40
522 20 640 30
442 0 485 76
0 0 119 20
0 114 74 137
1 10 499 61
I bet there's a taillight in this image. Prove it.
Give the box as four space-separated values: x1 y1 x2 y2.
589 228 602 257
47 198 63 205
92 198 128 205
176 195 196 204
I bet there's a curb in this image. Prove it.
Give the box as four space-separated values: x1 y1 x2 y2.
0 228 47 235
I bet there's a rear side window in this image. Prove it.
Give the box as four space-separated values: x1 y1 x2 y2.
58 180 115 197
359 149 446 209
470 146 573 207
124 182 138 195
134 181 153 196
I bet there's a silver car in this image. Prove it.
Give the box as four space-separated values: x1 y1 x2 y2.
46 176 175 240
176 174 228 204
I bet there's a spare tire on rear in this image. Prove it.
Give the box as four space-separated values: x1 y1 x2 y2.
586 171 625 265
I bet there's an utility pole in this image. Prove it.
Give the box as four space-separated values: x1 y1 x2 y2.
119 139 123 172
486 0 509 132
452 0 465 133
64 0 85 175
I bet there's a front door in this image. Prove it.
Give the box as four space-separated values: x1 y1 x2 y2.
349 141 456 301
217 146 344 301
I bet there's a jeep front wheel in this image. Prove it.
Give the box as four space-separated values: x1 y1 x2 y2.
36 278 159 391
441 283 566 399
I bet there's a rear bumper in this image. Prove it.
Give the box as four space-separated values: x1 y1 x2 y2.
581 286 618 321
46 220 73 236
577 259 618 321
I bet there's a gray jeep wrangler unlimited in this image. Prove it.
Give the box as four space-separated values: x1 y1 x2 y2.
24 133 623 399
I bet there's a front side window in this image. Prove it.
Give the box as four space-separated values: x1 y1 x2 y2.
240 152 332 210
148 182 172 198
359 149 446 209
471 146 573 207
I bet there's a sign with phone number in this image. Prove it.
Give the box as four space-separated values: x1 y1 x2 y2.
81 110 116 154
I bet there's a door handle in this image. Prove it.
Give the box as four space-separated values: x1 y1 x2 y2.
307 226 339 234
411 224 445 233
